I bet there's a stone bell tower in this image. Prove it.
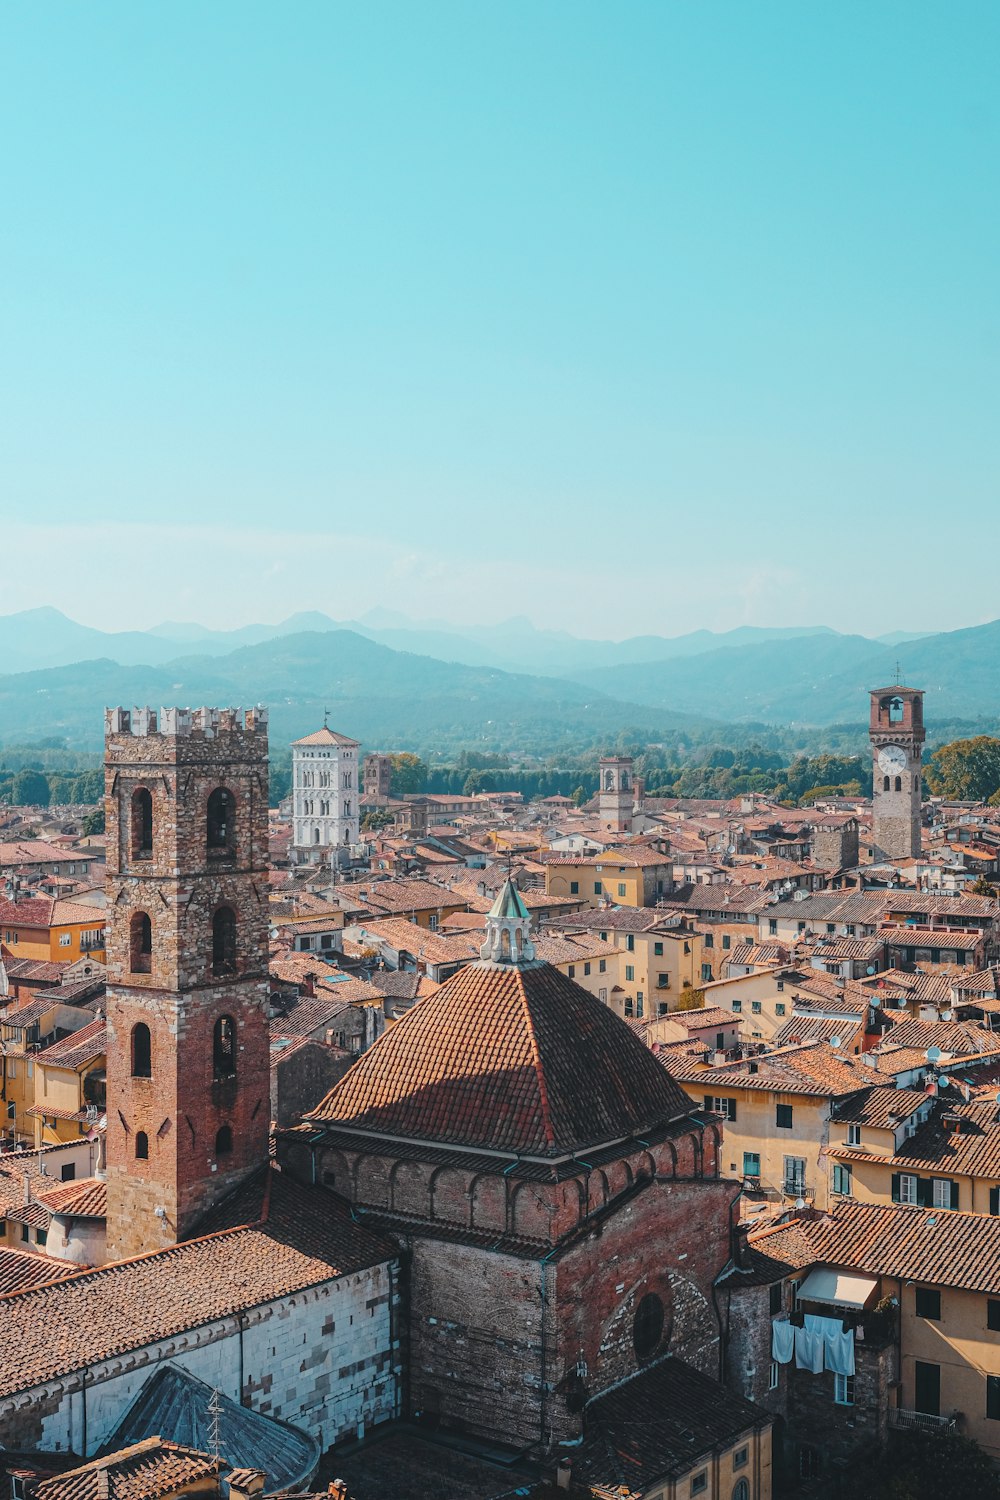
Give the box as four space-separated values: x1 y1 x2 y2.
103 706 271 1262
870 686 925 863
599 755 634 834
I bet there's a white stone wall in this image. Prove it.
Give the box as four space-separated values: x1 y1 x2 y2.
0 1263 399 1457
292 745 360 854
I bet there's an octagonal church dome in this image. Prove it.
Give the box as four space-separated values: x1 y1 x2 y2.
307 878 692 1158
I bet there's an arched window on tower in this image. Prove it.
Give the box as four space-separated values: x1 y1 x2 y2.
889 697 904 723
131 1022 152 1078
135 1131 149 1160
131 787 153 857
215 1124 233 1156
206 787 235 854
894 776 902 792
883 776 890 792
213 1015 237 1079
129 912 152 974
212 907 237 976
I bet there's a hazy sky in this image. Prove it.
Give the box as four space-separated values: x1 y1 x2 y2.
1 2 997 639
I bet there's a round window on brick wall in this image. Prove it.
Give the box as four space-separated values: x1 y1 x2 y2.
633 1292 665 1362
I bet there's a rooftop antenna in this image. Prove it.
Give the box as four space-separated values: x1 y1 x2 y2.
207 1386 222 1462
323 706 330 729
894 660 903 686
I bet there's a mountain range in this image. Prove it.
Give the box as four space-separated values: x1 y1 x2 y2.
0 607 995 750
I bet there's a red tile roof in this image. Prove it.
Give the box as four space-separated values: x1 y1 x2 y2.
0 1167 395 1399
33 1439 220 1500
308 959 693 1156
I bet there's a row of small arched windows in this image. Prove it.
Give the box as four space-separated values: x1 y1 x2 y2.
130 1016 237 1081
129 786 235 859
134 1124 232 1160
128 907 237 976
881 775 921 793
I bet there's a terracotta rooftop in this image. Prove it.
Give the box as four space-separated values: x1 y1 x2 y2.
0 1167 395 1400
36 1177 107 1218
37 1018 107 1070
291 726 360 747
670 1041 870 1099
308 958 693 1157
32 1440 220 1500
0 1247 81 1295
831 1086 928 1129
783 1198 1000 1297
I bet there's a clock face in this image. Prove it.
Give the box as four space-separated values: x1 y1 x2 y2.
878 745 908 775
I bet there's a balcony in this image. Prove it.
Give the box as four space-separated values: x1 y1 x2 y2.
888 1408 956 1433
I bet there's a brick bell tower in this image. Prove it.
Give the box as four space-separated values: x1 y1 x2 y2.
870 685 925 863
103 705 271 1262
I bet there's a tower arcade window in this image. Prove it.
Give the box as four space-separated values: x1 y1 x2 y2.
130 788 153 856
212 907 237 976
131 1023 152 1078
889 696 904 722
129 912 152 974
883 776 890 792
213 1015 237 1079
215 1124 233 1156
894 776 902 792
135 1131 149 1160
206 788 235 854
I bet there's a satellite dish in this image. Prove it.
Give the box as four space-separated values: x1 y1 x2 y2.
926 1047 943 1064
866 966 876 975
831 1036 842 1049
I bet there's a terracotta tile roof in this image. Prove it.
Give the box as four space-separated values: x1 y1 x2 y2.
880 1016 1000 1057
308 959 693 1156
351 878 464 914
549 908 665 934
831 1086 928 1128
668 1007 739 1032
37 1018 106 1070
0 1247 82 1294
0 842 96 868
834 1097 1000 1179
670 1040 869 1099
36 1178 107 1218
32 1439 220 1500
290 726 359 747
773 1015 864 1049
0 1167 395 1399
792 1198 1000 1295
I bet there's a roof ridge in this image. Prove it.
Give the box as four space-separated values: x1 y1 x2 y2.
516 970 556 1151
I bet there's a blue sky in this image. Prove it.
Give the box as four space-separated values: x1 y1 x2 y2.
0 1 997 638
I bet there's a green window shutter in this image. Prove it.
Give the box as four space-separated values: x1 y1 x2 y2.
951 1180 960 1211
891 1173 901 1203
729 1100 736 1122
917 1178 934 1208
704 1095 713 1113
990 1187 1000 1216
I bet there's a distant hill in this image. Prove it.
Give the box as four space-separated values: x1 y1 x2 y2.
568 620 1000 727
0 631 707 751
0 606 845 678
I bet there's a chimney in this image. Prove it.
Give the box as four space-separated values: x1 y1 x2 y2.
328 1483 349 1500
556 1458 573 1491
96 1470 109 1500
733 1221 752 1269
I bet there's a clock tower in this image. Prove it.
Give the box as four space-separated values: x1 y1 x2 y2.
870 685 925 862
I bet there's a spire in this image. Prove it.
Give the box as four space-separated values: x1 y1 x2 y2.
480 876 535 965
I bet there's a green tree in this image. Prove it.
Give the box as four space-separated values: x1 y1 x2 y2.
570 786 587 806
361 808 394 833
389 753 427 795
926 736 1000 802
82 806 106 836
11 769 50 807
